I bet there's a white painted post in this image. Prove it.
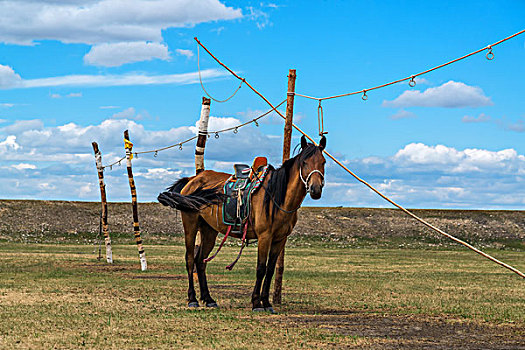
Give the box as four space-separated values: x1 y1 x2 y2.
92 142 113 263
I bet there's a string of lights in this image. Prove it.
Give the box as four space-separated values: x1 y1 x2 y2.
290 29 525 102
101 98 287 170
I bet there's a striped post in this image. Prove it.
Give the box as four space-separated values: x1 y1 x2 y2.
194 97 211 266
124 130 147 271
92 142 113 263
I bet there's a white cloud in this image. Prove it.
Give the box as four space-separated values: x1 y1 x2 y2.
389 109 416 120
110 107 150 121
462 113 524 133
0 0 243 45
506 119 524 133
237 105 287 125
100 106 120 109
462 113 491 123
38 183 57 191
50 92 83 99
1 103 15 108
1 67 227 89
393 143 523 173
78 183 95 199
135 168 182 180
189 116 244 134
246 6 271 30
211 26 225 35
1 119 44 134
176 49 194 59
12 163 37 170
318 143 525 209
84 42 170 67
1 113 523 208
414 77 431 85
0 135 20 151
0 115 283 201
0 65 22 89
111 107 137 120
383 81 493 108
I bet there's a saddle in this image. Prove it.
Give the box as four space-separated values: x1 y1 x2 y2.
205 157 270 270
222 157 269 229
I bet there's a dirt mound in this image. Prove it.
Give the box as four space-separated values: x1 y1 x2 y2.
0 200 523 247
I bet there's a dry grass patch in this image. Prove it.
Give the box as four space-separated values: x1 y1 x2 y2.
0 243 523 349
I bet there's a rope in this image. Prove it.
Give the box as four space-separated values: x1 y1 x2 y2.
289 29 525 101
198 43 244 103
103 156 126 170
101 99 286 170
194 36 525 279
294 123 525 280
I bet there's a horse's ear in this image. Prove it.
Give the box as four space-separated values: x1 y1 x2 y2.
319 136 326 151
300 135 307 149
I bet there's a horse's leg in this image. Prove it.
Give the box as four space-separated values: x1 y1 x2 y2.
260 238 287 313
251 234 271 311
195 219 218 307
181 212 199 307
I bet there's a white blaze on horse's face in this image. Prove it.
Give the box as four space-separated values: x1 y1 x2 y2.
299 135 327 200
301 151 326 200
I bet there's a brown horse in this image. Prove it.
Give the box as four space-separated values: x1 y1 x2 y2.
158 135 326 312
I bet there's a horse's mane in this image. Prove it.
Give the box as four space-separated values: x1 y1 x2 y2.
167 177 191 194
263 142 320 217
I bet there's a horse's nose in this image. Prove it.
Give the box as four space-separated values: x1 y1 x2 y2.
309 184 322 200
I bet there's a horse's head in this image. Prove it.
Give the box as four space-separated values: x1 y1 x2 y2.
299 135 326 200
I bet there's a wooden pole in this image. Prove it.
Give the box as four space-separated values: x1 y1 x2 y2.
273 69 297 305
124 130 147 271
194 97 211 271
92 142 113 263
195 97 211 173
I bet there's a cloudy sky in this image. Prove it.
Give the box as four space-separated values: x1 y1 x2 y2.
0 0 524 209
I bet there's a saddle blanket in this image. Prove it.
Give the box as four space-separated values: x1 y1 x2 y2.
222 164 270 227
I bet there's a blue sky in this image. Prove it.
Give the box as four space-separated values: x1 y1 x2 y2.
0 0 524 209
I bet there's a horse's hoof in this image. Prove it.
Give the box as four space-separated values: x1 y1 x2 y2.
252 307 265 312
264 306 276 314
206 302 218 308
188 301 200 308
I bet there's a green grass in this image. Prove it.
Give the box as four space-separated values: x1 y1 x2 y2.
0 242 523 349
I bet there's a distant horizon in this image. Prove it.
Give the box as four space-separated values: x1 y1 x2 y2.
2 197 524 212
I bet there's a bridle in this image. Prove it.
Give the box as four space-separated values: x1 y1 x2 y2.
251 161 325 215
299 167 325 193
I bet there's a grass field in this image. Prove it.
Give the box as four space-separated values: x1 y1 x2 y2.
1 241 524 349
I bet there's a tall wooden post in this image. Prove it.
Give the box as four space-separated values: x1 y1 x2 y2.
194 97 211 268
92 142 113 263
273 69 296 304
124 130 147 271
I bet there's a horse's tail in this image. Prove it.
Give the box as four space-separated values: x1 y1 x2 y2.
158 178 226 212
